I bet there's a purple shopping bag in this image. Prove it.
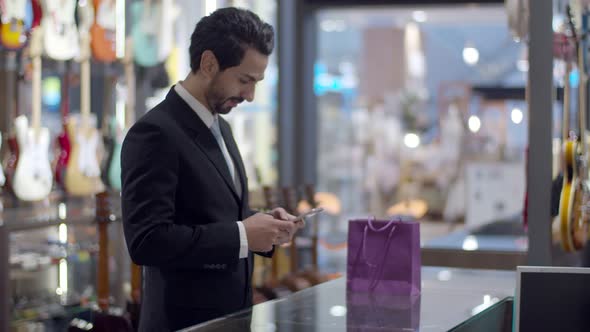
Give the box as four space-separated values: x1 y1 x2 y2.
346 217 421 295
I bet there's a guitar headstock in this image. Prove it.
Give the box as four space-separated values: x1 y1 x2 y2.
76 0 94 59
262 186 280 211
95 191 113 223
304 184 317 208
281 187 299 215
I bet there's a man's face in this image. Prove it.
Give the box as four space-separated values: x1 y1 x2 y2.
205 48 269 115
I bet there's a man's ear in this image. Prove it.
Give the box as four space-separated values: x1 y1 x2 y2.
200 50 219 79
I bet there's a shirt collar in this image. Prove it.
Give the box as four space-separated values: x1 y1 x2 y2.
174 82 217 129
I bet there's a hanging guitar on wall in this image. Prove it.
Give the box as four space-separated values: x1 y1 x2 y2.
3 0 40 198
0 0 32 50
90 0 117 62
559 5 590 252
108 37 134 191
12 26 54 201
54 62 73 190
131 0 160 67
64 3 105 196
41 0 79 60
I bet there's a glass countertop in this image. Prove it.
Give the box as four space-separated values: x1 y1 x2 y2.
181 267 516 332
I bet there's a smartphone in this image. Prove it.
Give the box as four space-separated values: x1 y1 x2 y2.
292 207 324 222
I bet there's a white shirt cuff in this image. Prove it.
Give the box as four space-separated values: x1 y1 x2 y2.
237 221 248 259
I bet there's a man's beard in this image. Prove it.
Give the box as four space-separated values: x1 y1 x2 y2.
206 79 244 114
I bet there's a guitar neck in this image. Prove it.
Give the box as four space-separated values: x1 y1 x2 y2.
130 263 141 303
60 62 71 121
96 192 111 311
80 57 91 129
124 58 135 128
101 72 115 136
97 221 109 311
579 11 588 152
31 53 41 134
5 52 17 135
564 62 572 141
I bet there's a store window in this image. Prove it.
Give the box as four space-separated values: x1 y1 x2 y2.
314 5 530 249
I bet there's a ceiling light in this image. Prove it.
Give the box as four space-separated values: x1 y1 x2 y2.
468 115 481 133
412 10 427 23
517 59 529 72
463 46 479 66
511 108 523 124
404 133 420 148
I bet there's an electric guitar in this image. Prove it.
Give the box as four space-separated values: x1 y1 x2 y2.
0 0 32 50
54 62 72 190
91 191 133 331
41 0 79 60
3 51 20 195
559 6 589 252
64 12 105 196
108 37 135 190
156 0 179 62
12 27 53 201
90 0 117 62
131 0 160 67
100 73 116 188
126 261 141 330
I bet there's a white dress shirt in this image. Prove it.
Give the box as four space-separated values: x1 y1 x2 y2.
175 83 249 259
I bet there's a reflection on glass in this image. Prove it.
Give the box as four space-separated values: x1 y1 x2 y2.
462 235 479 251
437 269 452 281
57 258 68 296
346 292 421 331
330 305 347 317
470 294 500 316
58 223 67 244
58 202 67 220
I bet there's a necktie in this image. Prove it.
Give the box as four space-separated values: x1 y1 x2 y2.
211 117 241 195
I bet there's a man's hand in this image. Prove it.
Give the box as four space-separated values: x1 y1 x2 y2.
242 213 297 252
270 207 305 244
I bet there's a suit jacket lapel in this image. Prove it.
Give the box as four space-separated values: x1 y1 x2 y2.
165 88 241 202
192 130 241 202
219 119 246 201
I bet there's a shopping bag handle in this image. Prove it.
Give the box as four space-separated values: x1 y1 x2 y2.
355 216 399 291
367 217 401 235
367 217 397 233
362 217 397 267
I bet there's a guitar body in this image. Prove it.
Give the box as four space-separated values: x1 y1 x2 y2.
90 0 117 62
55 70 72 189
65 120 105 196
0 0 31 50
0 133 7 187
100 132 114 187
55 125 71 188
12 116 53 201
560 141 579 251
0 19 25 49
131 1 159 67
107 115 123 190
41 0 79 60
107 138 122 190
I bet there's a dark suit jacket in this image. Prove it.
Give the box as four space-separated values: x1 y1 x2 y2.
121 87 269 331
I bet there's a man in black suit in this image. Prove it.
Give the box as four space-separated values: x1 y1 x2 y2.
121 8 303 331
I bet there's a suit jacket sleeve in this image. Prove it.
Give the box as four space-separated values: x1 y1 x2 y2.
121 121 240 270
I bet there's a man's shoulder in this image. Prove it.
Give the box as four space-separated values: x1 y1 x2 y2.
132 100 178 133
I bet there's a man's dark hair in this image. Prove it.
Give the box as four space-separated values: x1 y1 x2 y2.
189 7 275 73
